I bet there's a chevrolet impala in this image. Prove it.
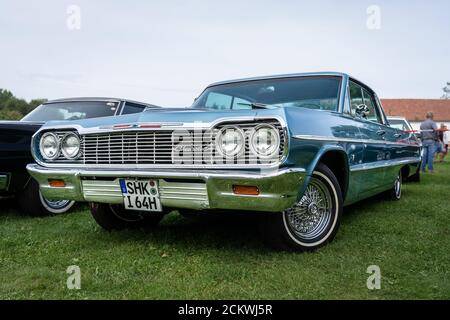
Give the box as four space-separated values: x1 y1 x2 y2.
27 73 421 250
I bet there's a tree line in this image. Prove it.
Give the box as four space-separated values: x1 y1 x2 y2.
0 89 46 120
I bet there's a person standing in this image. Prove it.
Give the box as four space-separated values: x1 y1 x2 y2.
442 124 449 162
435 124 445 162
420 112 438 173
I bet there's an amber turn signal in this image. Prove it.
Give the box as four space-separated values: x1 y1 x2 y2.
48 179 66 188
232 185 260 196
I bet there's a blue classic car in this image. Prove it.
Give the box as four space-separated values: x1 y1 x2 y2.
27 73 421 250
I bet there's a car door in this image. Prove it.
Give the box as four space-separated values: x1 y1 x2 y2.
348 81 388 198
379 99 420 184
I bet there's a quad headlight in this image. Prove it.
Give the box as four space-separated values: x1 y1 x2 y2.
61 133 81 159
39 132 60 160
250 124 280 159
215 126 245 158
39 131 81 160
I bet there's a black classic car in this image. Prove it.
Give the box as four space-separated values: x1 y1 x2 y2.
0 97 158 216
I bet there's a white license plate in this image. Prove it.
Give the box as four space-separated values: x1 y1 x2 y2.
119 179 162 212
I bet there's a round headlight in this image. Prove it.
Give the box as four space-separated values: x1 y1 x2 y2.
61 133 81 159
215 126 245 158
250 124 280 159
39 132 60 160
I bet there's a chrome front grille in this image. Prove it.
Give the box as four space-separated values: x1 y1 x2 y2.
82 131 177 165
51 119 286 167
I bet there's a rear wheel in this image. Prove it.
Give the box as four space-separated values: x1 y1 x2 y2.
386 171 402 200
259 163 343 251
89 203 165 231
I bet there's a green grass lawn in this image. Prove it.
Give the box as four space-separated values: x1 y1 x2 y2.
1 162 450 299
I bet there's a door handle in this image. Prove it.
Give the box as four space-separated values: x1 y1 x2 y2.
377 130 386 136
394 133 403 138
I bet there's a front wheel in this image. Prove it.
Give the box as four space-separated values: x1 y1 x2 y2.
89 203 165 231
259 163 343 251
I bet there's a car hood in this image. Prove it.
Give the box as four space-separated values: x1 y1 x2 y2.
40 107 289 131
0 120 44 132
38 106 337 137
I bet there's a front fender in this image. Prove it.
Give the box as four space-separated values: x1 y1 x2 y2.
297 144 349 202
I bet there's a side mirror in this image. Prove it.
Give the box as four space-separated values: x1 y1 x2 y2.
355 104 370 119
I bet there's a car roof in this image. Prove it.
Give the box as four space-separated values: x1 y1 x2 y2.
44 97 160 108
206 72 348 88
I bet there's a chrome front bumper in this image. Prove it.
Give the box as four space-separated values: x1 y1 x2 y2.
26 164 306 212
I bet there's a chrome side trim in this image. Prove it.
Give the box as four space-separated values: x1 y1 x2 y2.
293 135 420 147
350 157 420 172
294 135 361 143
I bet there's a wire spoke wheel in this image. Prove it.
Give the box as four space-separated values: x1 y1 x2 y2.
285 177 333 240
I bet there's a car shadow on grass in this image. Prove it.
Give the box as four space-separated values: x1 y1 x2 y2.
342 194 386 219
0 198 20 216
105 212 275 252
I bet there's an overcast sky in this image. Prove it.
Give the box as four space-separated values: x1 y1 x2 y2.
0 0 449 106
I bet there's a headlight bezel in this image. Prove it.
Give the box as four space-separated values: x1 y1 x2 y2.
39 132 61 160
249 124 281 159
215 125 246 159
60 132 81 160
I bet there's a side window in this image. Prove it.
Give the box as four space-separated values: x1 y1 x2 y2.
349 81 364 116
362 89 382 124
121 102 146 115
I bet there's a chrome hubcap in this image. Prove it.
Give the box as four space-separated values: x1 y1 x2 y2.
43 198 71 209
285 177 333 240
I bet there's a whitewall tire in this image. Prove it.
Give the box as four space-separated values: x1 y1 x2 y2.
259 163 343 251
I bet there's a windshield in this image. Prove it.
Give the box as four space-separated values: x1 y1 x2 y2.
192 76 341 111
388 119 410 131
21 101 118 121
